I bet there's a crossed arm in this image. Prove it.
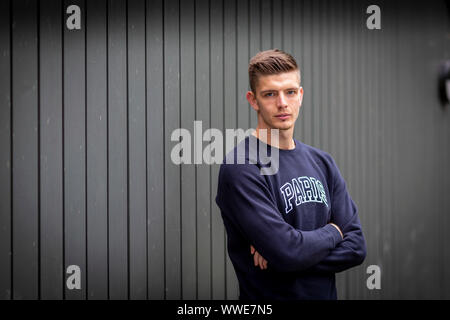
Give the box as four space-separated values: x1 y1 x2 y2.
251 223 344 270
249 201 366 273
216 157 366 274
248 165 366 273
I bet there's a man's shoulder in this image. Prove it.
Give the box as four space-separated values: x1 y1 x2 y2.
218 159 261 181
218 138 265 186
219 136 261 171
296 139 335 165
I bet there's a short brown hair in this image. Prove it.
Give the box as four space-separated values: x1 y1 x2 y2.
248 49 300 93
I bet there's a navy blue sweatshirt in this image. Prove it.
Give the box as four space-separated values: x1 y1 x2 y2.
215 134 367 300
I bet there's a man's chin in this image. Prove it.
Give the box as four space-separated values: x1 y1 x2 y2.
270 122 294 131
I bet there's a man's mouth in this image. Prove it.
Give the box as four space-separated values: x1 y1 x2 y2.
275 114 291 120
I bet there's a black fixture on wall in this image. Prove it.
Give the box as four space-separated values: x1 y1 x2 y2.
439 60 450 108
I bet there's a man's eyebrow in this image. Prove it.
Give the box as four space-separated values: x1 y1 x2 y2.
260 88 299 93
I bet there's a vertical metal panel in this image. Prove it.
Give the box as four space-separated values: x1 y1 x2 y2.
364 0 375 300
0 0 11 301
292 0 302 143
63 0 86 300
40 0 63 300
210 0 226 299
392 1 400 298
86 0 108 300
432 0 450 299
260 0 271 50
333 0 347 297
300 0 312 145
12 0 39 300
396 0 415 299
353 0 363 298
127 0 147 300
223 0 239 300
319 0 329 168
180 0 197 300
379 0 389 299
249 0 260 129
146 0 165 300
107 0 128 299
351 0 365 298
164 0 181 300
346 0 356 298
384 0 397 299
236 0 249 131
282 0 293 57
310 0 321 149
195 0 212 300
271 0 282 49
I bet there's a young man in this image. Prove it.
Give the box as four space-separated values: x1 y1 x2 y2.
215 49 367 300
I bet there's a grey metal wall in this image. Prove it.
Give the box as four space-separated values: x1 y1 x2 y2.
0 0 449 300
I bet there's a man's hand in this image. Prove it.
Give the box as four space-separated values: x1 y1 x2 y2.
250 245 268 270
328 223 344 240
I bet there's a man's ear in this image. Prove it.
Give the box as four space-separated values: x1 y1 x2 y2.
246 91 259 111
299 86 304 106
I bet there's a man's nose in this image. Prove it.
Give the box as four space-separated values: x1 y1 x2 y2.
277 92 288 108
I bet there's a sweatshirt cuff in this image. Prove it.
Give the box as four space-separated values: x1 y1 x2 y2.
323 223 343 247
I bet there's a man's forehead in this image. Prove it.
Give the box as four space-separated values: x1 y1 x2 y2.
257 71 300 90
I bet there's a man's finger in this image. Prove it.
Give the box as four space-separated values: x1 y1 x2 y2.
250 245 255 255
260 255 265 270
253 251 259 266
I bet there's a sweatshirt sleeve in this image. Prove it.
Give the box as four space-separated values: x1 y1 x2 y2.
307 155 367 274
216 162 343 273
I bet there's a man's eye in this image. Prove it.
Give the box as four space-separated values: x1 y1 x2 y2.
265 92 274 97
287 90 296 95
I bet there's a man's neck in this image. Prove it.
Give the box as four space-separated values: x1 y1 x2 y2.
252 127 295 150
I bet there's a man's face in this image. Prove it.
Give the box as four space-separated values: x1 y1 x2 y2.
247 70 303 132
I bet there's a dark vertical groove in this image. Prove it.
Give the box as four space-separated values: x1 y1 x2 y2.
126 0 130 300
208 0 212 298
61 0 65 300
162 0 166 300
222 0 226 299
344 0 349 298
349 0 354 297
259 0 262 51
394 0 399 297
234 0 237 131
247 0 250 127
317 0 322 148
300 0 304 140
376 0 382 299
37 0 41 300
193 0 198 300
9 0 13 300
280 0 284 49
106 0 110 300
310 0 314 146
178 0 182 300
144 0 148 301
233 7 238 297
84 0 88 299
270 0 273 48
290 0 293 54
